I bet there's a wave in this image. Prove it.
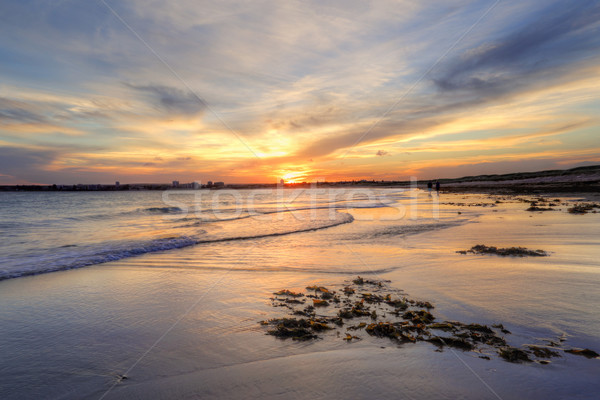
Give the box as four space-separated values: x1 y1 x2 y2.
22 199 393 226
215 201 393 216
195 212 354 244
0 236 198 281
180 202 391 225
0 212 354 281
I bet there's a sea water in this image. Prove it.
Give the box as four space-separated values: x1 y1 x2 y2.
0 188 455 280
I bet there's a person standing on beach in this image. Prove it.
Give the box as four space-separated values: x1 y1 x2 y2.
427 181 433 191
435 181 440 191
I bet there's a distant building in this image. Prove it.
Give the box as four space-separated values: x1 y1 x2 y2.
192 181 200 190
214 181 225 188
115 181 120 187
172 181 179 188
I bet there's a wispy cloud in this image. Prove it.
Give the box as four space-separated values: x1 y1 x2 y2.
124 83 205 116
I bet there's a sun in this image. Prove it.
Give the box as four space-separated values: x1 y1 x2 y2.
281 171 304 184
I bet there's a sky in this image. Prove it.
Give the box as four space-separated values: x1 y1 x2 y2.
1 0 599 184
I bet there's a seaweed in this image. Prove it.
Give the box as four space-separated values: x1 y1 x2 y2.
350 307 372 317
492 323 511 334
528 346 560 358
353 276 364 285
526 206 554 212
347 322 367 330
458 244 548 257
485 336 507 347
385 295 408 310
274 289 304 297
361 293 384 303
265 318 317 341
415 300 434 309
264 317 333 340
259 276 591 365
499 347 532 363
284 298 305 304
306 286 332 294
464 323 493 334
309 320 333 331
428 322 455 331
402 310 435 324
267 326 317 341
564 348 600 358
366 322 400 340
427 336 474 351
338 308 354 319
568 203 600 214
352 276 384 286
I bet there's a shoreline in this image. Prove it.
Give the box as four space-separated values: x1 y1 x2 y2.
0 189 597 284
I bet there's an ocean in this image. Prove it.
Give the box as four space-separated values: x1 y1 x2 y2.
1 188 599 399
0 187 453 280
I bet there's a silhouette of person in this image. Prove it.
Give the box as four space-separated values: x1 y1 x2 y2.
435 180 440 191
427 181 433 191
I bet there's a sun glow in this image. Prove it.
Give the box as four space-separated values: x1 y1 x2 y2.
280 171 308 184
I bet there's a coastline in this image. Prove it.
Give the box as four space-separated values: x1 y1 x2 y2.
3 165 599 196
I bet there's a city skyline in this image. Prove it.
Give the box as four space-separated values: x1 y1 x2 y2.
1 1 599 184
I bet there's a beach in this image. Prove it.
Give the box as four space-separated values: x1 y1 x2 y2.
1 189 599 399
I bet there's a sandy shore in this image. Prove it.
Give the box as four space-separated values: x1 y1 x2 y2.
1 191 599 399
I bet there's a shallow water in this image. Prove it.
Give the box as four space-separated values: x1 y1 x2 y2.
0 190 599 399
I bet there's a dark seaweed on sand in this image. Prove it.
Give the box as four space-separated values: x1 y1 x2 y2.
567 203 600 214
457 245 548 257
261 277 597 364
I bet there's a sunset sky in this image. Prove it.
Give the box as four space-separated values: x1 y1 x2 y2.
1 0 599 184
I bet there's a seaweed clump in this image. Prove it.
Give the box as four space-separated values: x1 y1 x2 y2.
564 348 600 358
428 336 473 351
260 277 593 364
266 318 317 341
528 346 560 358
274 289 304 297
457 244 548 257
526 201 555 212
499 347 532 363
526 206 555 212
568 203 600 214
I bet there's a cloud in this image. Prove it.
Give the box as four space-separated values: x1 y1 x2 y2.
432 2 600 94
0 146 57 182
294 114 449 159
376 150 388 156
0 97 47 124
125 83 206 116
